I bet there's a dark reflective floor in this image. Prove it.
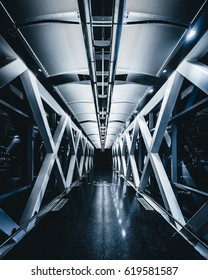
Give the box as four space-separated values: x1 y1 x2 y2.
4 170 204 260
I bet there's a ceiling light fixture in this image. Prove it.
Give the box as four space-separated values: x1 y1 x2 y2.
187 29 196 39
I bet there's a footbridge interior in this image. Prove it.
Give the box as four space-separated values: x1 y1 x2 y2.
0 0 208 259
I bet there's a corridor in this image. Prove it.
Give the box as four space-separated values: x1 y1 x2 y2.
0 0 208 261
4 170 203 260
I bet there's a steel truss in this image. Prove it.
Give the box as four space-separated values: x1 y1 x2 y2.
0 36 94 257
112 30 208 259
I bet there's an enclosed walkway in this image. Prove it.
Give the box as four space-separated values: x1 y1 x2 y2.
4 170 203 260
0 0 208 260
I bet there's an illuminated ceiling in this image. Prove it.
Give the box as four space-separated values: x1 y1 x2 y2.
0 0 207 149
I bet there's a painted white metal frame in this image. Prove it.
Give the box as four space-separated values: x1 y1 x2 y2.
113 29 208 258
0 36 94 256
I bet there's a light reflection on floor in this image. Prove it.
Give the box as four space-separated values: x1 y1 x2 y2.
4 170 204 260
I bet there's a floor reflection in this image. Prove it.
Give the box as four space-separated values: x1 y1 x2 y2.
4 170 204 260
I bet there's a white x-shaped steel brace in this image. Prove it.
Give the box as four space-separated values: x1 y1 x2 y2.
113 72 185 229
113 30 208 241
0 46 94 254
19 70 94 229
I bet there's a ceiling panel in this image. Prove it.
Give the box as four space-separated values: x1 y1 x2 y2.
110 103 136 114
88 137 101 149
105 136 115 148
117 24 185 76
109 113 130 123
56 82 93 104
20 23 89 77
106 135 117 141
80 123 99 135
112 82 148 103
108 123 124 132
70 103 97 123
107 127 122 135
75 114 97 122
125 0 206 24
1 0 78 23
88 135 100 141
70 103 96 115
1 0 206 150
108 122 124 129
107 122 124 139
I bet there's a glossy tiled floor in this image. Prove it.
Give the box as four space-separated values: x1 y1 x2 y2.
4 170 204 260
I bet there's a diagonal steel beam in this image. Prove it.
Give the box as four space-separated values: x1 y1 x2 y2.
150 153 185 228
0 58 27 89
150 72 183 153
21 70 55 153
20 115 68 226
184 201 208 233
125 133 140 187
139 155 152 191
0 36 27 89
178 60 208 95
137 116 152 150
